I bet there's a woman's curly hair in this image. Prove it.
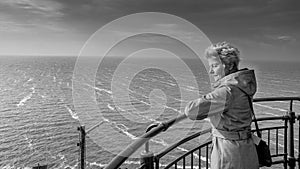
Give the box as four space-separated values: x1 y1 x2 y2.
205 42 240 69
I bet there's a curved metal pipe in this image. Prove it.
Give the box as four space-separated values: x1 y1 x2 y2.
104 96 300 169
253 97 300 102
104 114 187 169
145 123 160 153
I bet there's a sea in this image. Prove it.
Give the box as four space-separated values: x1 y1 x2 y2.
0 56 299 169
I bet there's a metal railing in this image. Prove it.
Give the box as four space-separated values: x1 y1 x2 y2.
78 96 300 169
155 128 212 169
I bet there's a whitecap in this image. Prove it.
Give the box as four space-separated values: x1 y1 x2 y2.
107 104 116 111
23 135 33 150
88 161 106 168
254 103 287 112
17 93 33 107
65 105 79 120
17 87 36 107
85 83 112 94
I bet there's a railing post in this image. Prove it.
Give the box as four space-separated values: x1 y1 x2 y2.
284 116 288 169
140 143 154 169
297 115 300 169
140 123 162 169
77 126 86 169
288 101 296 169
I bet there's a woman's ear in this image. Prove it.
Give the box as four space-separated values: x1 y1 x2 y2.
229 63 234 70
224 63 234 70
224 63 233 75
222 63 226 69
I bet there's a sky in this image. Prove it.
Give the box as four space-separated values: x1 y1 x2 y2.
0 0 299 62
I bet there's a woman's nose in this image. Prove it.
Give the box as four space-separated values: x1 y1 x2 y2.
209 68 214 74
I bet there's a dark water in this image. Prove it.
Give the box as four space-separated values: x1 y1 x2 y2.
0 56 299 169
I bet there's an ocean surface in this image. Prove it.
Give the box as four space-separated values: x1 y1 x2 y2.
0 56 299 169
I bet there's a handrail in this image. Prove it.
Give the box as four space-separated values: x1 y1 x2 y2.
156 118 289 168
163 140 212 169
104 96 300 169
156 128 211 159
253 97 300 102
104 114 187 169
254 116 288 122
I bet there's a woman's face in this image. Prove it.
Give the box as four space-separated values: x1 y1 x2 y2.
207 56 226 81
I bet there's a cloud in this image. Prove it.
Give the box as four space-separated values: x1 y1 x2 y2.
0 0 299 58
0 0 64 18
0 0 67 33
277 36 296 42
262 34 297 43
103 21 203 45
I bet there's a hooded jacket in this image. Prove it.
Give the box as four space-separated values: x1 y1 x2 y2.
185 69 259 169
185 68 257 131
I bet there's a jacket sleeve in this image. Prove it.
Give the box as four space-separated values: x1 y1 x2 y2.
184 86 232 120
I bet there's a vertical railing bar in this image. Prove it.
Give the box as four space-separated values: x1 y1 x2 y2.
289 100 296 169
206 145 209 169
276 128 279 155
285 117 288 169
191 151 193 169
199 148 201 169
183 156 186 169
297 116 300 169
268 130 270 147
78 126 85 169
175 162 177 169
155 158 159 169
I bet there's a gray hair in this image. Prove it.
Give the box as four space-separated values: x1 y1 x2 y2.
205 42 240 69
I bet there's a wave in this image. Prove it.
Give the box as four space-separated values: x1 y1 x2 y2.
17 87 35 107
85 83 112 94
101 117 137 140
88 161 106 168
86 160 141 169
27 78 33 82
128 88 187 111
165 105 180 113
23 134 33 150
107 104 117 111
124 160 140 165
63 163 78 169
182 86 197 92
0 164 31 169
280 89 299 94
107 103 159 123
254 103 287 113
17 94 32 106
65 105 79 120
158 80 177 87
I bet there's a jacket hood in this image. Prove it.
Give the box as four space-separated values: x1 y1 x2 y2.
213 68 257 96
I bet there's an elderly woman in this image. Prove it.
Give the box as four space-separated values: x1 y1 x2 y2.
185 42 259 169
